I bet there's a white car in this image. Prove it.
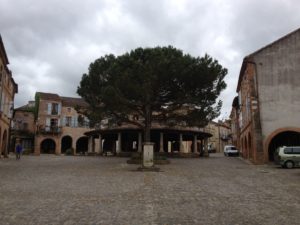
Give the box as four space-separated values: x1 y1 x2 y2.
274 146 300 168
224 145 239 156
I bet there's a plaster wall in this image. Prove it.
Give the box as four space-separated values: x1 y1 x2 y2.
254 31 300 139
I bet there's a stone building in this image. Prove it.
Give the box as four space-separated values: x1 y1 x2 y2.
205 121 232 153
0 35 18 157
85 120 212 156
11 101 35 153
12 92 94 155
231 28 300 164
85 107 213 156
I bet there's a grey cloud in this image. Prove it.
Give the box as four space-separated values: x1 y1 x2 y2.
1 0 300 119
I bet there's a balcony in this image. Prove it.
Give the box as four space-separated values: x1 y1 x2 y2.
220 134 232 141
37 125 62 135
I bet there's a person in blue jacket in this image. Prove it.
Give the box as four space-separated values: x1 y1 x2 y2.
15 140 23 160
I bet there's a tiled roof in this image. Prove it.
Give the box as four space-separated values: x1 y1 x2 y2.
61 96 89 108
37 92 61 101
14 104 34 112
36 92 89 108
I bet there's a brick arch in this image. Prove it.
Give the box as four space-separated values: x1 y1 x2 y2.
40 138 57 154
248 133 252 159
2 129 8 155
264 127 300 162
240 136 246 158
244 136 248 158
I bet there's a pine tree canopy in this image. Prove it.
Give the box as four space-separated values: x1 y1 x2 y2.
77 46 227 141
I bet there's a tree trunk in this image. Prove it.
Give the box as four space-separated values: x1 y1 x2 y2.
144 105 152 142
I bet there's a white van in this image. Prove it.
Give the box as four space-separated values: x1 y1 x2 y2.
224 145 239 156
274 146 300 168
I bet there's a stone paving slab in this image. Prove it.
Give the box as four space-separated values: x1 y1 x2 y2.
0 154 299 225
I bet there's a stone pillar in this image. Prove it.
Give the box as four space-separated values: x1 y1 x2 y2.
159 132 164 153
179 133 184 153
88 136 93 153
34 136 41 155
193 134 197 153
143 142 154 168
98 134 103 155
116 132 121 154
138 132 142 153
203 138 209 157
55 138 61 155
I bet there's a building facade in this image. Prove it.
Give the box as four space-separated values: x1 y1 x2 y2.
12 92 94 155
205 121 232 153
0 35 18 157
232 28 300 164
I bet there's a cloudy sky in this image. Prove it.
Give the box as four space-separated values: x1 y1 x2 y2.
1 0 300 119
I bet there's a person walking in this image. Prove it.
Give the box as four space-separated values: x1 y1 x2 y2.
15 141 23 160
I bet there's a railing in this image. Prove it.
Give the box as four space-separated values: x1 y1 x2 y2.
64 121 90 128
37 126 62 135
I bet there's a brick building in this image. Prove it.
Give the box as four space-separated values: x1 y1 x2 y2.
0 35 18 157
231 28 300 164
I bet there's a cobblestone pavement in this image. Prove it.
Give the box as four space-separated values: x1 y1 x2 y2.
0 154 299 225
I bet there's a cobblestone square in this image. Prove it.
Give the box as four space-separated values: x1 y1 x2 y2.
0 154 299 225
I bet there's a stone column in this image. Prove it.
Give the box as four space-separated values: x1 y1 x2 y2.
138 132 142 153
88 136 93 153
98 134 103 155
193 134 198 153
159 132 164 153
179 133 184 153
116 132 122 154
203 138 209 157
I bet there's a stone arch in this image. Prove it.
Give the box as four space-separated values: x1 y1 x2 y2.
2 130 7 155
76 136 88 154
40 138 56 154
265 127 300 162
61 135 73 154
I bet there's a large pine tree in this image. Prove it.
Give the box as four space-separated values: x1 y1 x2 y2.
77 46 227 142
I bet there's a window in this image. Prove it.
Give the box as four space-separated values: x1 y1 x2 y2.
51 103 58 115
67 108 71 113
48 103 61 115
284 147 293 154
23 122 28 130
292 147 300 154
66 117 72 127
50 118 58 128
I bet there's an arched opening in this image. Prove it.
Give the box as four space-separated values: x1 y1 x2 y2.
1 130 7 156
61 136 72 154
268 131 300 161
40 139 56 154
248 133 252 159
0 127 2 154
244 137 248 158
76 137 88 154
